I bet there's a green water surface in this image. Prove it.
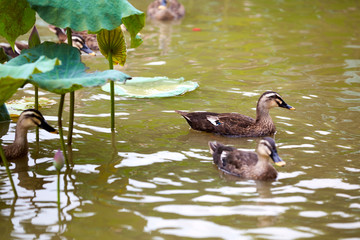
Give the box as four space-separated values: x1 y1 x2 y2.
1 0 360 239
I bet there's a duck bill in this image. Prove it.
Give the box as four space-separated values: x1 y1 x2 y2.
80 44 96 56
39 121 58 134
279 100 295 110
271 151 286 167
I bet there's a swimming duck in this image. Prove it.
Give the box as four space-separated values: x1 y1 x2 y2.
147 0 185 21
0 33 95 58
176 91 295 137
1 109 57 160
49 25 98 53
208 137 285 180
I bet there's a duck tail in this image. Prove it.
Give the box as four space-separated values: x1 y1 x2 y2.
208 141 222 154
175 110 186 115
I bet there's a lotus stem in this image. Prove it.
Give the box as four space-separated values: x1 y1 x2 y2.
66 27 72 46
35 86 39 144
108 52 115 130
67 92 74 146
57 169 61 207
35 86 39 110
66 28 74 146
0 145 18 198
58 94 69 168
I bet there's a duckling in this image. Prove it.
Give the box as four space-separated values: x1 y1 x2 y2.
1 109 57 160
147 0 185 21
49 25 98 53
208 137 285 180
176 91 295 137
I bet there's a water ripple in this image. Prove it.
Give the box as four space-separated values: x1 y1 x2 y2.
144 216 251 240
327 222 360 229
296 179 360 190
192 194 232 203
116 151 186 167
154 204 288 217
113 194 173 203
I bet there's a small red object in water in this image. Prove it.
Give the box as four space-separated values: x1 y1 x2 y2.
192 28 201 32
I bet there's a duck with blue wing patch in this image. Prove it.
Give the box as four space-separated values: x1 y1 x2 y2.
176 91 295 137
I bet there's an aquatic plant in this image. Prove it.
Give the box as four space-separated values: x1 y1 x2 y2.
26 0 145 136
0 0 145 166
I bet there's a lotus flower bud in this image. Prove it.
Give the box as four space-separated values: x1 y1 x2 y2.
54 149 64 171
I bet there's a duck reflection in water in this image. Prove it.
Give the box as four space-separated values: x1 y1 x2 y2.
147 0 185 55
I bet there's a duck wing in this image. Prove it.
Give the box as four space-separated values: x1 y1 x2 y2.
211 144 258 177
176 111 255 136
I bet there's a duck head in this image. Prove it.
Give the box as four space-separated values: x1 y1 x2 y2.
18 109 58 134
258 91 295 110
66 35 96 56
257 137 286 167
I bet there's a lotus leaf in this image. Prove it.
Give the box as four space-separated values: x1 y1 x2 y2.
0 55 59 105
98 27 127 66
6 97 57 116
101 77 199 98
7 42 131 94
27 0 145 48
0 0 36 48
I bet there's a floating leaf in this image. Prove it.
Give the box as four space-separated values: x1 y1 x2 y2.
6 97 57 116
7 42 131 94
101 76 199 98
98 27 127 66
0 0 36 48
28 26 41 48
0 55 59 105
27 0 145 48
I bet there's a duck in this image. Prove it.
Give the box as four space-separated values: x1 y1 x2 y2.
147 0 185 21
49 25 98 53
1 109 57 160
0 32 95 59
176 91 295 137
208 137 285 180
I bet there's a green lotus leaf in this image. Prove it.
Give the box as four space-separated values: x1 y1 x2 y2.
0 0 36 48
98 27 127 66
27 0 145 48
7 41 131 94
101 77 199 98
131 34 144 49
0 55 59 105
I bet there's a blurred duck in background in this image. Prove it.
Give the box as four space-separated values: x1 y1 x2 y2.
147 0 185 21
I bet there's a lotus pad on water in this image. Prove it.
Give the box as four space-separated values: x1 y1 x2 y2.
101 76 199 98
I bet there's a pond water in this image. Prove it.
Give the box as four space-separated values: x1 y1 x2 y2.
1 0 360 239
